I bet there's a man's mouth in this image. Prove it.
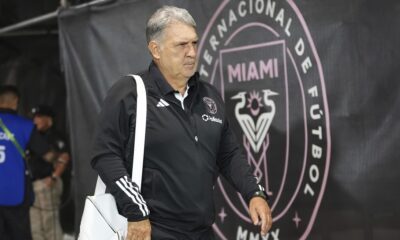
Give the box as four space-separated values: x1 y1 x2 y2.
184 63 196 68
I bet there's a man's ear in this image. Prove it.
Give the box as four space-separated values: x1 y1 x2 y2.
11 97 19 111
148 41 161 60
48 117 54 128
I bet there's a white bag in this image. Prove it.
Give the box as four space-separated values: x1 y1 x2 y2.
78 194 127 240
78 74 147 240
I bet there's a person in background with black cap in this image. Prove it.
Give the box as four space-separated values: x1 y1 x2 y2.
0 85 56 240
29 105 70 240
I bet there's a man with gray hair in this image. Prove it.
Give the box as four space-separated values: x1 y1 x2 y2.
91 5 272 240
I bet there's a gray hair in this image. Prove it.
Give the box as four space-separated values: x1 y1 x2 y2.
146 6 196 44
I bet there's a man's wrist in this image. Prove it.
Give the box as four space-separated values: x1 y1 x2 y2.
251 190 268 200
51 173 58 181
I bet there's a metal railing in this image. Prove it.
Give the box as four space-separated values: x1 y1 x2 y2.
0 0 112 36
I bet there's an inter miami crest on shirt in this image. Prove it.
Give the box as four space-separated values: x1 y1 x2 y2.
203 97 218 114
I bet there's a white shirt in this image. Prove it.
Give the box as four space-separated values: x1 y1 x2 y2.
174 85 190 110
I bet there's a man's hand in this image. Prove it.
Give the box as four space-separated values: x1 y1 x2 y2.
43 176 55 188
127 219 151 240
249 197 272 236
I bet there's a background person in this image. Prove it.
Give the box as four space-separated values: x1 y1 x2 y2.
29 105 70 240
0 85 53 240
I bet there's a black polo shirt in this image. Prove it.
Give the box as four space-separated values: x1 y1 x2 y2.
29 128 68 180
91 62 260 236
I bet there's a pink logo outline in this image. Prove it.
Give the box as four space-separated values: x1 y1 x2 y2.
197 1 332 239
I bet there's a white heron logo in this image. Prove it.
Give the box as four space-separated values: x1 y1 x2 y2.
231 89 278 153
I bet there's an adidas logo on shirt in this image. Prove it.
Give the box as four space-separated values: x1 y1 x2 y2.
157 98 170 107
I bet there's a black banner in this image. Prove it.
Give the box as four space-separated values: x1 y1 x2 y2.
59 0 400 239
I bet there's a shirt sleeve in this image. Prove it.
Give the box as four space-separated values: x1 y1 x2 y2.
51 131 69 153
216 117 267 203
91 76 150 221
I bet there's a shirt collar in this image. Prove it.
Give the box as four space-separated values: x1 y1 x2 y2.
174 85 190 110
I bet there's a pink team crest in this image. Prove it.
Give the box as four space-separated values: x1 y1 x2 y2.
198 0 331 239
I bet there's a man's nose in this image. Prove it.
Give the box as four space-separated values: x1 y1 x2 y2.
187 43 197 57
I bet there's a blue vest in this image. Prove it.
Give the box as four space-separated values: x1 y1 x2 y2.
0 112 34 206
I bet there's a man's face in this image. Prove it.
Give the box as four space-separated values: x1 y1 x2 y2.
33 115 52 132
153 21 198 82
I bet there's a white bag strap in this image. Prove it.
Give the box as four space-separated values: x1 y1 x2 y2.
94 74 147 194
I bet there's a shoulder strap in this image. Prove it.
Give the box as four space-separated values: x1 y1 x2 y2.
94 74 147 195
128 74 147 190
0 117 26 158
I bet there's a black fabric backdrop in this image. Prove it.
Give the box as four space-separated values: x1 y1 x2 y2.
0 35 74 233
59 0 400 239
